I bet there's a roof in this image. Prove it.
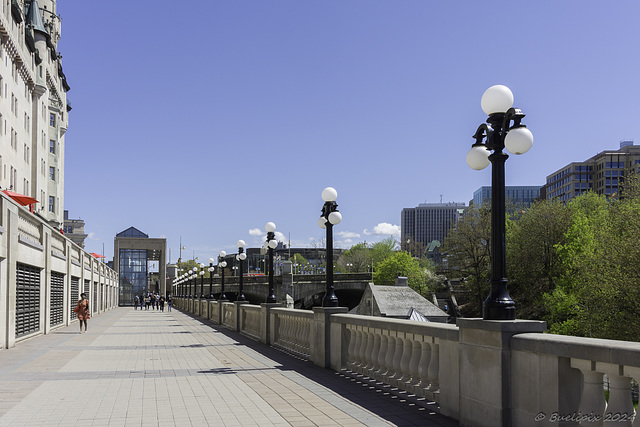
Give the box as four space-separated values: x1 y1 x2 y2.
116 227 149 238
26 0 48 36
368 284 447 318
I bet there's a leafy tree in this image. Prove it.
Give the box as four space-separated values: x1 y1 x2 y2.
506 199 572 319
442 203 492 317
546 192 640 341
337 243 371 272
370 237 398 265
373 251 427 292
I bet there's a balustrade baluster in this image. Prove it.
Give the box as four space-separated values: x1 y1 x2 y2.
572 359 607 427
390 334 405 383
382 334 396 380
358 328 373 375
352 328 364 370
408 337 422 387
346 326 358 370
416 341 432 396
399 336 413 384
604 374 634 427
366 332 381 377
426 340 439 394
374 334 388 380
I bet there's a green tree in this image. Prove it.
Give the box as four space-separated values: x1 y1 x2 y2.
370 237 397 265
546 191 640 341
442 203 492 317
373 251 427 293
337 243 371 272
506 199 572 319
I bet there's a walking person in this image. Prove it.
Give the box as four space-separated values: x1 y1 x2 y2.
145 294 150 310
150 293 156 310
167 294 172 312
159 295 165 312
74 293 90 333
134 295 139 310
139 295 144 310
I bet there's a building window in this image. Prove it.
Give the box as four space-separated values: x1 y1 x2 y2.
49 113 55 127
49 140 55 154
48 196 54 213
49 166 55 181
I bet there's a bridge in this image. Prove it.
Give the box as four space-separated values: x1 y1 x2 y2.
176 273 373 309
0 307 457 426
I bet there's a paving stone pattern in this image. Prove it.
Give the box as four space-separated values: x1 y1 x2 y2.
0 308 458 427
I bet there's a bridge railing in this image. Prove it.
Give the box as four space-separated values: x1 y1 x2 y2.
270 308 314 359
174 298 640 427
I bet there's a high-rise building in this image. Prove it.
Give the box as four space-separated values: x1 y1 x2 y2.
472 186 541 208
401 202 466 252
0 0 70 227
544 141 640 202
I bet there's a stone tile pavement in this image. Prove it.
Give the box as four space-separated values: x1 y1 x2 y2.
0 307 458 426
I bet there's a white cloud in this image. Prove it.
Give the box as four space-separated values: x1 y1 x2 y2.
87 232 98 240
248 228 262 236
337 231 360 239
363 222 401 237
274 231 286 242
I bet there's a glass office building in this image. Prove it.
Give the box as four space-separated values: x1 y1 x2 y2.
472 186 541 208
114 227 166 306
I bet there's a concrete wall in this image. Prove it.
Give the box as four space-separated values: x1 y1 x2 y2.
0 194 119 349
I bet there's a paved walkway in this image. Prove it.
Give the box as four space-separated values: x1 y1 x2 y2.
0 307 458 427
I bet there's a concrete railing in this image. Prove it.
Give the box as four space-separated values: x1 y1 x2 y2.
271 308 314 359
174 297 640 427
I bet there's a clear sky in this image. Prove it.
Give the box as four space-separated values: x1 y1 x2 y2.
57 1 640 263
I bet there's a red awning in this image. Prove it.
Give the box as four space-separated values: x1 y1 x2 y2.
90 253 105 258
2 190 38 206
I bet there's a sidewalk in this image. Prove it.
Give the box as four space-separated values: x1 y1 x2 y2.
0 307 458 427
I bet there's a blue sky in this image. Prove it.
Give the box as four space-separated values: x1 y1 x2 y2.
58 1 640 263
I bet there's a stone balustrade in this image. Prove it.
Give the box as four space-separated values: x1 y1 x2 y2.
174 297 640 427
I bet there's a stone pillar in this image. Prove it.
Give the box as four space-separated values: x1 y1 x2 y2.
260 303 282 345
311 307 348 368
457 318 546 427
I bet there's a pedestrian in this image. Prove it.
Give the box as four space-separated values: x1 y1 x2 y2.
74 293 90 333
139 295 144 310
167 294 172 312
134 295 139 310
159 295 165 312
145 294 150 310
150 294 156 310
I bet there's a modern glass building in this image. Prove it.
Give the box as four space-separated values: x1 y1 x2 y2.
472 186 541 208
544 141 640 202
114 227 166 306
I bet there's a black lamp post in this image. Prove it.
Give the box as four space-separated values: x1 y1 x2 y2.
236 240 247 301
218 251 228 300
265 222 278 303
208 258 215 299
318 187 342 307
188 270 193 298
466 84 534 320
199 263 205 298
192 267 198 299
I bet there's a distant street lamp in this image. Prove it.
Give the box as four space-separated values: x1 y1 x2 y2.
208 258 215 299
218 251 228 300
466 84 533 320
318 187 342 307
192 267 198 299
236 240 247 301
265 222 278 303
199 263 205 298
